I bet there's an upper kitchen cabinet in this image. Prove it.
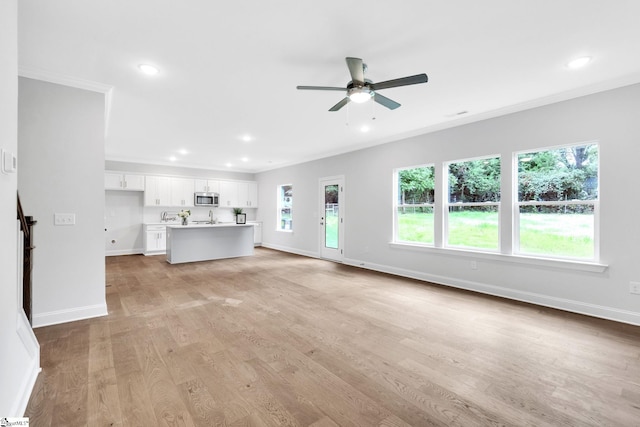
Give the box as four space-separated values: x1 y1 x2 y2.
170 177 195 207
105 172 145 191
238 181 258 208
194 179 220 193
144 176 171 206
220 180 258 208
219 180 238 207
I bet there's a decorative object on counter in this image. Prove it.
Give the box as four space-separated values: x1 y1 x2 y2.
233 208 246 224
177 209 191 225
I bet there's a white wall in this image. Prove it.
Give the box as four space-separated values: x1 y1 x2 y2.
257 83 640 325
0 0 40 415
105 190 144 255
18 78 107 327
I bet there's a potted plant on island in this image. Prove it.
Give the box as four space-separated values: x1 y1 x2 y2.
233 208 246 224
177 209 191 225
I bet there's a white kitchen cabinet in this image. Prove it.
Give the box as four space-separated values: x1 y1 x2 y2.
170 177 195 207
144 176 171 206
220 181 258 208
194 179 220 193
105 172 145 191
251 221 262 246
219 180 238 207
247 181 258 207
144 225 166 254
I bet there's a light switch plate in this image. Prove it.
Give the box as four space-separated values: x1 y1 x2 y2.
1 149 17 174
54 213 76 226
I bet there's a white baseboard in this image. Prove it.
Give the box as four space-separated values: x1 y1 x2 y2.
261 242 319 259
12 312 41 416
106 248 143 257
343 258 640 327
32 303 108 328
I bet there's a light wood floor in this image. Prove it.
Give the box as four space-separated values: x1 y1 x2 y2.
25 248 640 426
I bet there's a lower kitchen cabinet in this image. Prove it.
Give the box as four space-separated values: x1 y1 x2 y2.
144 224 166 255
251 221 262 246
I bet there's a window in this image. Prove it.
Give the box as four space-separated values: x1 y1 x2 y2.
277 184 293 231
516 143 598 259
446 156 501 250
394 165 435 244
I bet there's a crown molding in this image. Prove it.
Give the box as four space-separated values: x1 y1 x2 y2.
18 66 113 93
18 66 114 138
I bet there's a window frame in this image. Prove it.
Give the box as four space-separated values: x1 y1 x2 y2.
389 143 605 271
513 142 600 261
444 154 501 252
393 164 436 246
276 183 293 232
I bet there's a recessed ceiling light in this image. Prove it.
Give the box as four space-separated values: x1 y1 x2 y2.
360 125 370 133
138 64 159 75
225 162 232 168
566 56 591 69
169 156 177 162
178 149 188 155
241 157 249 162
241 135 252 142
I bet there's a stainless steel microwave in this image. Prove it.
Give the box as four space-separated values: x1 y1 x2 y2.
194 192 219 207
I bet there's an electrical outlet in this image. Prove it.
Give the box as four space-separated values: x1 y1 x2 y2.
54 213 76 226
470 260 478 270
630 282 640 295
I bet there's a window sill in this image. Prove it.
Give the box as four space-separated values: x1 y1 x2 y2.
388 242 608 273
276 229 293 233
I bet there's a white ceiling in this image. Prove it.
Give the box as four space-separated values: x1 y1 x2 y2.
18 1 640 173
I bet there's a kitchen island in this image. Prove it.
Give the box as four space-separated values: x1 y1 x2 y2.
165 223 254 264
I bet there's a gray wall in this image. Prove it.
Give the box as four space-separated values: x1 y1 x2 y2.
257 83 640 325
19 77 107 327
0 0 40 416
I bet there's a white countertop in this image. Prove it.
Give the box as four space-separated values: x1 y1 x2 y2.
165 223 253 229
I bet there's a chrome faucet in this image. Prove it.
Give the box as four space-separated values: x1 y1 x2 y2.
209 210 214 224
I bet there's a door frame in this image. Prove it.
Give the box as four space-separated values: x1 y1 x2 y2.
319 175 345 262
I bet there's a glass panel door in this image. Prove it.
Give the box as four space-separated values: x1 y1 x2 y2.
319 176 344 261
324 184 339 249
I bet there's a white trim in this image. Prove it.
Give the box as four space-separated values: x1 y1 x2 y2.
18 66 113 93
13 311 41 416
32 303 108 328
260 242 319 259
343 257 637 326
16 311 39 358
388 242 607 273
106 248 143 257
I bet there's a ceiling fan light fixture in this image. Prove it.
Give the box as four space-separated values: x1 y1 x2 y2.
348 87 373 103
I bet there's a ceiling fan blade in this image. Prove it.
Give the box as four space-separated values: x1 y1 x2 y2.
369 73 428 91
297 85 346 91
346 57 365 85
329 97 350 112
374 93 401 110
